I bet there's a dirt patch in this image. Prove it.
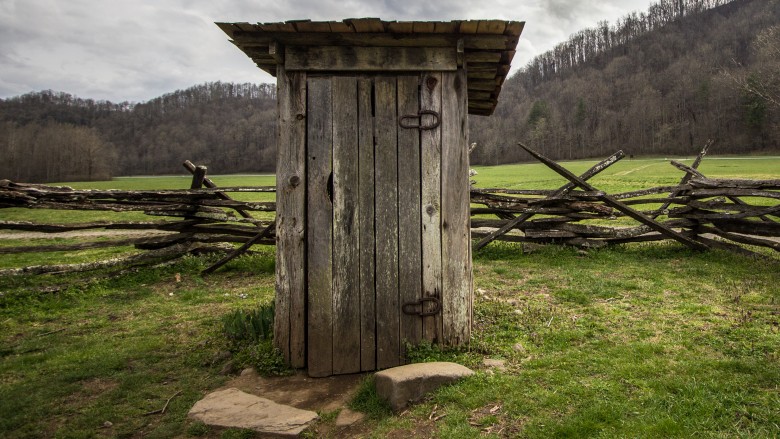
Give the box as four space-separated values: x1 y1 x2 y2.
215 369 372 437
224 369 367 413
467 402 525 437
383 419 439 439
73 378 120 407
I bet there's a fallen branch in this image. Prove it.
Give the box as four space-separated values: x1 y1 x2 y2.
38 328 66 337
143 390 183 416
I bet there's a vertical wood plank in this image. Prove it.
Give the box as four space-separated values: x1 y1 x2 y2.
420 72 443 343
332 76 361 374
374 76 401 369
441 69 472 346
274 66 307 369
397 75 423 355
306 77 333 377
357 78 377 371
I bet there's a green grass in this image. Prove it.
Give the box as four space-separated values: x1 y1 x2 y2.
1 158 779 437
471 156 780 193
0 250 277 438
372 243 780 438
2 243 777 437
0 237 142 270
470 156 780 227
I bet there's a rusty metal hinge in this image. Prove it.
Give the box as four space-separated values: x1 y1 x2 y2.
398 110 440 131
402 296 441 317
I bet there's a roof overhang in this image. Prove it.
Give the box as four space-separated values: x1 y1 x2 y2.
216 18 524 116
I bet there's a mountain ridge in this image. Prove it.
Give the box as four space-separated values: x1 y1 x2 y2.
1 0 778 182
470 0 779 164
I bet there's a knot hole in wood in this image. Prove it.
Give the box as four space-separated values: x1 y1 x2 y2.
426 76 438 91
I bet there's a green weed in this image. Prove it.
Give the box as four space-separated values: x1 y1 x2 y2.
349 376 393 420
222 303 275 345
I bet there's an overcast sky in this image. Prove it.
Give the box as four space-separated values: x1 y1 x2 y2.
0 0 652 103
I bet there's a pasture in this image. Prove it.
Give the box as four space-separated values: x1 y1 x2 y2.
0 156 778 438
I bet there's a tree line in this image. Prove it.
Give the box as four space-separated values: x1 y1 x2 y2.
522 0 738 87
470 0 780 164
1 0 778 182
0 82 276 182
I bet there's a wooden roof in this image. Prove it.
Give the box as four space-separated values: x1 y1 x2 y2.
216 18 524 116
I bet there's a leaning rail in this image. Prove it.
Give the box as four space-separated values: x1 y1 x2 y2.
1 148 778 276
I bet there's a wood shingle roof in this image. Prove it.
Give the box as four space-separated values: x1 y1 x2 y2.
216 18 524 116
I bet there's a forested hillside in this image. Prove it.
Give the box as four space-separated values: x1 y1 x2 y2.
1 0 778 182
471 0 780 164
0 82 276 182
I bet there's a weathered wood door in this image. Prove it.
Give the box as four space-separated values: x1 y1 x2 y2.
305 72 471 377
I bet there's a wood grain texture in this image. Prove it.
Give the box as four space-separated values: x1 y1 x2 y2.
504 21 525 37
235 33 511 51
465 51 502 63
420 72 443 343
346 18 385 33
374 76 401 369
386 21 414 33
274 66 307 368
332 76 361 374
306 77 334 377
459 20 479 34
397 75 423 355
476 20 507 34
413 22 435 33
285 46 457 72
328 21 353 33
357 78 376 371
441 69 472 346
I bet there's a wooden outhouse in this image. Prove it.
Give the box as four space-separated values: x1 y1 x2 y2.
217 18 523 377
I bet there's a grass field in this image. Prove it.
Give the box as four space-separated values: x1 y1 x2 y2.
0 157 779 438
471 155 780 192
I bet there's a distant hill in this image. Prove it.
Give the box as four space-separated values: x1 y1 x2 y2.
470 0 780 164
1 0 778 182
0 82 276 182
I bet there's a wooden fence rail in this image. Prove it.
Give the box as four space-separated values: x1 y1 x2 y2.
469 144 779 257
1 152 778 275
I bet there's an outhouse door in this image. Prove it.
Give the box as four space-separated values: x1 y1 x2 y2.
305 72 472 377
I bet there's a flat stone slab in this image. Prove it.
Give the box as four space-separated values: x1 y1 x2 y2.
375 362 474 411
188 387 318 437
225 370 364 412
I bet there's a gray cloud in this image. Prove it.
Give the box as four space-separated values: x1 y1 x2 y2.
0 0 652 102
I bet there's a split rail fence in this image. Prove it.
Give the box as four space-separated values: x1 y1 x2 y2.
470 143 779 257
1 146 778 276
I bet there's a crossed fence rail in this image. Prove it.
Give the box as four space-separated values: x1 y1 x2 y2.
1 145 778 276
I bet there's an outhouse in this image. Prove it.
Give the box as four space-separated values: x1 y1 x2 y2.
217 18 523 377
